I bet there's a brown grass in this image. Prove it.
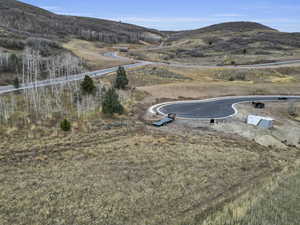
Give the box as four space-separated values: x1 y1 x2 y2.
139 81 300 99
63 39 133 70
1 119 299 225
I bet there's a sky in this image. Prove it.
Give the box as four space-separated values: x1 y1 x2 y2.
21 0 300 32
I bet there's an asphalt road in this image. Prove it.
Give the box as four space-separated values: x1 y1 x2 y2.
0 54 152 95
0 50 299 95
150 96 300 119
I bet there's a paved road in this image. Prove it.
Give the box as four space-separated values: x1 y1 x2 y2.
150 96 300 119
0 54 152 94
0 50 299 95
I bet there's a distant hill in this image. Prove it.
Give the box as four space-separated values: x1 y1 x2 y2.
158 21 300 60
0 0 163 46
189 21 276 33
165 22 278 41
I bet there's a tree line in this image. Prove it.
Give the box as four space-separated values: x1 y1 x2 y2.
0 64 130 131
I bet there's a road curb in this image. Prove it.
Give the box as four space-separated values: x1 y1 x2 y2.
148 95 300 120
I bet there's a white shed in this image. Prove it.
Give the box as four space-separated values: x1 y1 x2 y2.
247 115 274 129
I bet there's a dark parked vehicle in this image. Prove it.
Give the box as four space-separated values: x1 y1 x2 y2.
278 97 288 100
152 113 176 127
252 102 265 109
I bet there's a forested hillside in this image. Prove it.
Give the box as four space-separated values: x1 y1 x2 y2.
0 0 163 45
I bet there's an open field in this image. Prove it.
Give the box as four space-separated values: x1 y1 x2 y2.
63 39 133 70
139 81 300 100
0 63 300 225
201 164 300 225
1 116 300 225
1 1 300 223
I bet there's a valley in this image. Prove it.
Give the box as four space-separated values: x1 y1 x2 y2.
0 1 300 225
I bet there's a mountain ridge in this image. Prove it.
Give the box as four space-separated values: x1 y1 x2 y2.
0 0 163 44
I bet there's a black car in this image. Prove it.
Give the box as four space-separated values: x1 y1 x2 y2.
278 97 288 100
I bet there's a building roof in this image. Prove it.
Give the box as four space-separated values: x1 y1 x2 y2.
247 115 274 126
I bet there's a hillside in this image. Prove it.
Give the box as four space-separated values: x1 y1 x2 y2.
130 22 300 65
0 0 163 46
166 22 277 40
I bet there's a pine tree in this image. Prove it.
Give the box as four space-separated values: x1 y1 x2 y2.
60 119 71 131
81 75 96 95
114 66 128 89
102 88 124 115
8 54 20 73
13 77 20 89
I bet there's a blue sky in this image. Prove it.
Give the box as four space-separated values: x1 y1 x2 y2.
22 0 300 32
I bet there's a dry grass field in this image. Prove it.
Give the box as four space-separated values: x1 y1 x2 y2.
1 51 300 224
132 66 300 101
63 39 133 70
1 116 300 225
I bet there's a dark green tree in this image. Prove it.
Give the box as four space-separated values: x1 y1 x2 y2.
243 49 247 55
8 54 21 73
81 75 96 95
13 77 20 89
102 88 124 115
114 66 128 89
60 119 71 132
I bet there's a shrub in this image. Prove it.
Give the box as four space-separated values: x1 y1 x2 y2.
102 88 124 115
81 75 96 95
60 119 71 131
26 38 62 57
288 101 297 117
0 38 25 50
114 66 128 89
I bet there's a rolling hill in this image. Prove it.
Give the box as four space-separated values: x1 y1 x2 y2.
0 0 163 47
163 21 300 54
129 21 300 65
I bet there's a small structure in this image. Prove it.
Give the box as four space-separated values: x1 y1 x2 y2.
247 115 274 129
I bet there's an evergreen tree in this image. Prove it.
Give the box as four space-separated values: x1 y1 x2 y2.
114 66 128 89
13 77 20 89
81 75 96 95
102 88 124 115
60 119 71 131
8 54 20 73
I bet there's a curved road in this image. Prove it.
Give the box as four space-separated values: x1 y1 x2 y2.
0 50 300 95
0 54 152 95
150 96 300 120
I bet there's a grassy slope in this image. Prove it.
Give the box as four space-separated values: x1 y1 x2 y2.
63 39 133 70
0 0 163 44
133 22 300 65
201 165 300 225
0 119 299 225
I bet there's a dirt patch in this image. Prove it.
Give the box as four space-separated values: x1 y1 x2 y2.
63 39 133 70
